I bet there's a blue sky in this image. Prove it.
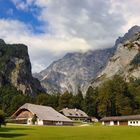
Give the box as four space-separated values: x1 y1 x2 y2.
0 0 45 33
0 0 140 72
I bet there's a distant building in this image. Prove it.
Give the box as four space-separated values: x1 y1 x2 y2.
11 103 73 126
101 115 140 126
91 117 99 122
60 108 88 122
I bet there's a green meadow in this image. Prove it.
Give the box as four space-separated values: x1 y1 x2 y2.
0 124 140 140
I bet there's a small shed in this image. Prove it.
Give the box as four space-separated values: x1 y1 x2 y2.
101 115 140 126
11 103 73 126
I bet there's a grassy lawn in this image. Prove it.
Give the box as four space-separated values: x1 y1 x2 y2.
0 124 140 140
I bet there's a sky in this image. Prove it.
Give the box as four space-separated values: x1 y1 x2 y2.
0 0 140 73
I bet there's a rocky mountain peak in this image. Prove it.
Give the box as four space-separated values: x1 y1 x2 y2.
114 25 140 47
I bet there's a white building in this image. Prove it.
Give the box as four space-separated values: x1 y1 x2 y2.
101 115 140 126
60 108 89 122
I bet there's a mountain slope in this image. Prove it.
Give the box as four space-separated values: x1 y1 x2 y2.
0 39 44 96
34 47 115 94
92 26 140 86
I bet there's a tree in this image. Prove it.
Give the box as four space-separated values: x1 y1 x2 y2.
97 75 132 117
72 89 84 109
58 91 73 109
84 86 98 117
8 95 27 115
31 114 37 125
36 93 49 106
0 110 6 128
127 79 140 114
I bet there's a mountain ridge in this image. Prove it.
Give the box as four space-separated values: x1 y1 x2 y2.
92 26 140 87
34 25 140 94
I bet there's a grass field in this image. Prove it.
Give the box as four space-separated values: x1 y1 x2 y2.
0 124 140 140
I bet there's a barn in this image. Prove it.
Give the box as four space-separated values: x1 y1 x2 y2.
101 115 140 126
11 103 73 126
60 108 88 122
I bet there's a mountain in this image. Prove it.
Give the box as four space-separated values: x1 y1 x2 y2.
34 25 140 94
0 39 44 96
92 25 140 86
34 48 115 94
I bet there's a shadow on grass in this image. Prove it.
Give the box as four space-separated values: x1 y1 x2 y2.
0 127 33 132
0 133 27 138
0 126 33 138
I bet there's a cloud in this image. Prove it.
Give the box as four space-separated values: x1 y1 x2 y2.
0 19 91 72
2 0 140 73
109 0 140 33
11 0 34 11
35 0 126 47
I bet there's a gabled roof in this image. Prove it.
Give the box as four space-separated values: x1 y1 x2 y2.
12 103 72 122
101 114 140 121
60 108 88 118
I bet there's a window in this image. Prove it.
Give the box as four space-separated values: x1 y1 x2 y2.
133 121 135 124
136 121 138 124
130 121 132 124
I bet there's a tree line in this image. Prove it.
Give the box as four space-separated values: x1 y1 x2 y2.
1 75 140 119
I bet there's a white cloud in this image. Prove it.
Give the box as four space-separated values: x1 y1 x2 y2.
109 0 140 33
2 0 140 72
0 19 91 72
11 0 34 11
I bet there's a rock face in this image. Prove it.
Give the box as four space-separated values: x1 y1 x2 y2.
0 39 44 96
92 26 140 86
34 47 115 94
114 25 140 48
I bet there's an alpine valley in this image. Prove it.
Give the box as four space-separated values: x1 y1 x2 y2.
34 25 140 95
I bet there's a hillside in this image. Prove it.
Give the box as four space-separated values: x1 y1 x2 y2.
0 39 44 96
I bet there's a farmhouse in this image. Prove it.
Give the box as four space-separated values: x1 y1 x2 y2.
101 114 140 126
11 103 73 126
60 108 88 122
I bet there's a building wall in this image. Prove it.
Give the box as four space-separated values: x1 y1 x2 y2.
102 121 110 126
128 120 140 126
16 110 33 118
119 121 128 125
27 118 43 125
27 118 32 125
37 118 44 125
10 119 27 124
43 120 73 126
102 121 125 126
70 117 86 122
